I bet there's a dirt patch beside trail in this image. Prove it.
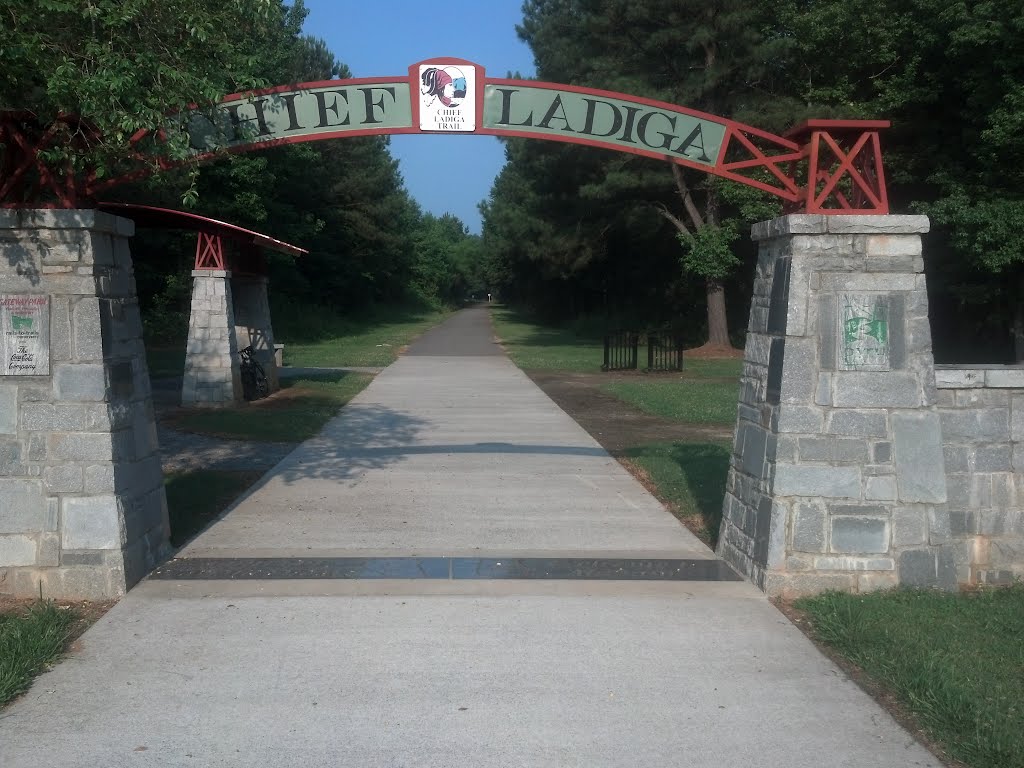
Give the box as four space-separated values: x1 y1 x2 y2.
526 370 732 454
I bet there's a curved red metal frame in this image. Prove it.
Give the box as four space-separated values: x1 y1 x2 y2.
1 59 891 214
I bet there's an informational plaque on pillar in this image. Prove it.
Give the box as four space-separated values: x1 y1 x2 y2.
1 295 50 376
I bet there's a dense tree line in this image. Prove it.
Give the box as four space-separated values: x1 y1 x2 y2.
482 0 1024 360
4 1 1022 359
1 1 483 342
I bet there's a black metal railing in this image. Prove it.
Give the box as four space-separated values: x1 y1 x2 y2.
602 331 639 371
646 332 685 372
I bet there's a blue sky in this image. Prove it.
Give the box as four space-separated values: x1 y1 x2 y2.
300 0 537 234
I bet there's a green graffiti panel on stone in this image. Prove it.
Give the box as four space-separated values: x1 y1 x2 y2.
839 294 891 371
185 82 413 154
483 84 727 165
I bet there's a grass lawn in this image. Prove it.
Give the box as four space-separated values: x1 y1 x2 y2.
169 372 373 442
164 469 266 546
796 586 1024 768
490 307 605 372
280 306 450 368
0 602 77 707
620 441 732 546
144 304 449 377
601 377 740 426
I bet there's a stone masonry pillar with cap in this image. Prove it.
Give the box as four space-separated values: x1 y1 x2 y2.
718 214 957 597
182 268 242 406
0 210 170 598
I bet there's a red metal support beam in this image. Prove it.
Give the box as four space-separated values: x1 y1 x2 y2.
194 232 226 270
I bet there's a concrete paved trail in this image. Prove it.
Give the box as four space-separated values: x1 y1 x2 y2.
1 308 940 768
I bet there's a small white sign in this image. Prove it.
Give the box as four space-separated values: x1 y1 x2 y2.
1 295 50 376
419 64 476 132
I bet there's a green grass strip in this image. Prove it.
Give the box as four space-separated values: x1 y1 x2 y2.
0 602 77 706
164 469 265 546
173 373 372 442
620 441 731 546
796 586 1024 768
281 308 450 368
490 308 604 372
601 378 740 426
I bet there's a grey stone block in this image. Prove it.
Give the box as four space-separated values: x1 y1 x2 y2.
779 338 817 404
762 571 857 598
792 502 827 552
892 507 927 547
818 295 836 371
54 363 107 401
0 386 17 435
37 533 60 567
61 551 107 566
976 444 1012 472
892 411 947 503
62 495 125 550
821 273 918 292
934 368 983 388
814 373 832 406
865 234 922 257
827 410 888 438
751 215 828 241
970 474 993 508
831 516 890 554
832 372 922 408
865 475 897 501
873 441 893 463
944 474 971 508
775 405 824 434
927 506 952 543
0 534 37 566
941 408 1010 441
898 549 942 587
948 510 977 536
43 465 83 493
992 474 1016 508
797 437 833 462
49 432 113 461
955 388 1011 408
814 556 895 571
986 367 1024 387
774 463 861 498
991 539 1024 565
45 497 58 530
0 480 46 533
72 297 105 361
858 572 900 592
0 440 22 475
84 464 116 494
740 425 768 476
825 215 930 235
834 438 869 462
942 444 969 473
27 434 46 462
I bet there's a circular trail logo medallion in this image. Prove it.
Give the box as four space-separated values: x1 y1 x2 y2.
419 64 476 132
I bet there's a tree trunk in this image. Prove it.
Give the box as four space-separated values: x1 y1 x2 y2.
706 278 729 346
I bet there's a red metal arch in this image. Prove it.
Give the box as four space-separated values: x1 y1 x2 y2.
0 59 890 214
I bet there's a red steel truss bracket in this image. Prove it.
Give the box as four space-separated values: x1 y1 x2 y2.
0 113 95 208
785 120 890 214
716 125 803 203
194 231 226 270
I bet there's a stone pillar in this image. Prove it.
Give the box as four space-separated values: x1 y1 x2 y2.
719 215 954 597
231 274 279 392
182 270 241 406
0 210 170 599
